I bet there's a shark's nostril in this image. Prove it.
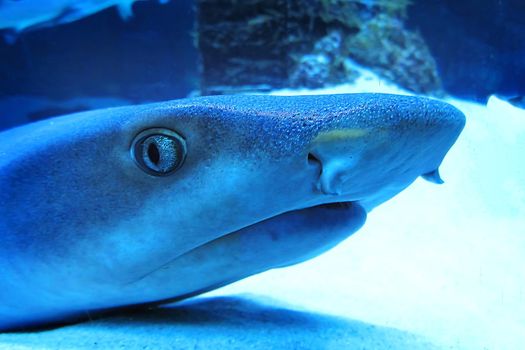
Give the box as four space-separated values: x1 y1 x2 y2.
307 152 323 177
307 152 325 193
307 152 321 167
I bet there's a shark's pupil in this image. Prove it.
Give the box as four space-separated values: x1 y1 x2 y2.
148 142 160 165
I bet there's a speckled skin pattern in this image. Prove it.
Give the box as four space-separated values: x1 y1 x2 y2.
0 94 465 331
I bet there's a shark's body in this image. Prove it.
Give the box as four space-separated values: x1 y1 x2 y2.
0 93 465 331
0 0 168 42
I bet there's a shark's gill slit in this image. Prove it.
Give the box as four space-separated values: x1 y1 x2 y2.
130 128 187 176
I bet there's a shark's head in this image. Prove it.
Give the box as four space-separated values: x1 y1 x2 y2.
0 93 465 330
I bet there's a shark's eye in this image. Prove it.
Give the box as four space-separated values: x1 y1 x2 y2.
131 128 187 176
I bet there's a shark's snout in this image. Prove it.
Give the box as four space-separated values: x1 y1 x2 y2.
304 96 465 207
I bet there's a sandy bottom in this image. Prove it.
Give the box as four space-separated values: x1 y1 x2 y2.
0 296 440 350
1 70 524 349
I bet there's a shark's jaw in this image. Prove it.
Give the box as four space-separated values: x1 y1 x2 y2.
126 200 367 305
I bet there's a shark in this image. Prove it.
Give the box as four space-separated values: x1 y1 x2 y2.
0 93 465 331
0 0 169 43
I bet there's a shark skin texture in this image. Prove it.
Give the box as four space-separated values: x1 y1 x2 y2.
0 93 465 331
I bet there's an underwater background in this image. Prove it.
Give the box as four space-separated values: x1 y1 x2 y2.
0 1 524 349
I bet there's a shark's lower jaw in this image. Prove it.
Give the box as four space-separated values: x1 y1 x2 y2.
127 201 366 305
197 200 363 264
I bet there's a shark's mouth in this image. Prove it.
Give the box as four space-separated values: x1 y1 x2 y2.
316 201 356 210
184 200 366 270
130 201 366 308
